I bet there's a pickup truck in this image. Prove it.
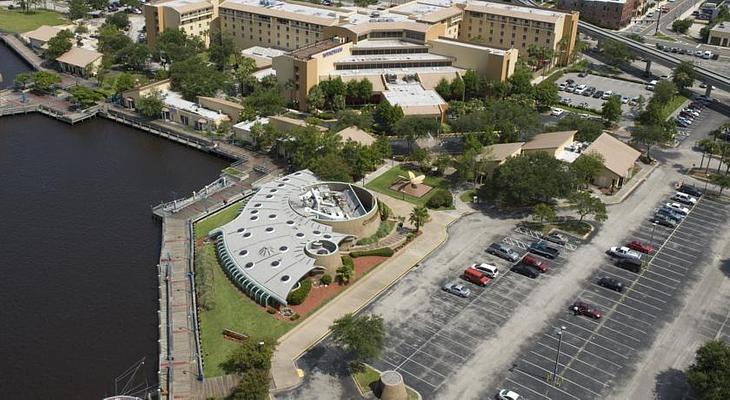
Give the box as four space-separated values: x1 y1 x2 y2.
607 246 642 260
528 241 560 259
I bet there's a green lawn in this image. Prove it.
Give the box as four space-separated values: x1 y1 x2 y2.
193 200 244 240
654 32 676 42
352 365 419 400
0 8 67 33
661 95 690 120
193 200 294 377
366 165 449 207
459 190 476 203
356 220 394 245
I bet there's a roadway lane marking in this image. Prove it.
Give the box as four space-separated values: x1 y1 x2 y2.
511 368 583 400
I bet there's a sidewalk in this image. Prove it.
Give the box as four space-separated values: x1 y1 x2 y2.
270 194 461 393
598 161 659 205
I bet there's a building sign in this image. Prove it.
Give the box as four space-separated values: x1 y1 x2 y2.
322 47 343 58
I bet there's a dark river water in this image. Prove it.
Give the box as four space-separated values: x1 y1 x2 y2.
0 58 228 397
0 42 31 89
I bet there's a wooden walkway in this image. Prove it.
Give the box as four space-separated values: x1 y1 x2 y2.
1 34 46 71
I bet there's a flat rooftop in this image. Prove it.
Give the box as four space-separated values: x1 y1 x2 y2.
160 0 212 12
353 39 427 48
221 0 347 25
161 91 227 121
382 81 446 107
338 52 452 64
429 38 508 55
711 23 730 33
464 1 567 22
345 11 410 24
328 65 461 77
242 46 287 59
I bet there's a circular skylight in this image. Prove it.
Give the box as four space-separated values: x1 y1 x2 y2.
281 275 290 282
296 232 305 238
279 246 289 252
243 232 252 238
250 216 258 221
254 203 262 208
265 227 274 232
239 250 248 256
269 214 277 219
271 260 281 267
244 262 254 270
237 228 245 233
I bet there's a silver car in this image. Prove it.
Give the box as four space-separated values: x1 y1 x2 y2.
487 243 520 262
442 281 471 298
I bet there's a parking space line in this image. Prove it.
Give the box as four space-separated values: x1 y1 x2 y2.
585 288 662 314
405 328 472 360
511 368 583 400
652 250 696 267
648 258 691 275
552 323 632 359
673 222 709 237
639 270 679 290
504 377 552 400
395 365 440 389
528 350 609 389
520 358 602 397
663 235 701 249
624 286 667 305
400 355 449 379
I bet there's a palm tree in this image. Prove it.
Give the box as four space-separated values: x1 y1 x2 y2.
409 206 430 232
710 174 730 195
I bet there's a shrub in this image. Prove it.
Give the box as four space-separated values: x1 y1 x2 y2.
290 314 300 321
286 279 312 305
426 189 453 209
321 274 333 285
349 248 394 258
266 307 276 314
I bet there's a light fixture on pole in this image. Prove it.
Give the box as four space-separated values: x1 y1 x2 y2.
650 222 657 248
552 326 566 385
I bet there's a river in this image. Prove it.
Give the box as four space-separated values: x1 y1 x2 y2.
0 44 229 398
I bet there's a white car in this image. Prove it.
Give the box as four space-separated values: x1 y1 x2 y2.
621 96 629 104
665 202 690 215
672 192 697 205
703 51 712 59
695 50 704 57
471 263 499 278
574 84 587 95
558 82 567 91
608 246 642 260
497 389 522 400
551 107 565 116
601 90 613 100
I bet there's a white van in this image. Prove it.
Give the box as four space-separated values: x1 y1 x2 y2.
703 51 712 59
646 80 658 91
471 263 499 278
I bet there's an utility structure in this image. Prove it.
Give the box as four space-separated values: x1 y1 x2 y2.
552 326 567 385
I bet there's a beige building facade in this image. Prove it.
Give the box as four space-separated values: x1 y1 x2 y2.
429 37 518 81
708 23 730 47
521 130 576 158
144 0 218 49
458 2 578 65
56 47 103 77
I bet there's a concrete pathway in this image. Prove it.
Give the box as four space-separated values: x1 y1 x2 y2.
270 194 461 392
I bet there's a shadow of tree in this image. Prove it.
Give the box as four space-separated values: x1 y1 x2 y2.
719 258 730 278
654 368 692 400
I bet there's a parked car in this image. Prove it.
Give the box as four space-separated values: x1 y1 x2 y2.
703 51 713 59
471 263 499 278
520 255 549 273
558 82 567 91
511 263 540 279
597 276 624 292
601 91 613 100
487 243 520 262
672 192 697 205
695 50 704 57
652 214 679 228
584 86 596 96
593 90 604 98
462 268 490 286
657 206 685 221
571 301 602 319
496 389 522 400
665 202 690 215
608 246 642 260
542 232 567 246
575 85 587 95
626 240 653 254
528 241 560 259
551 107 565 117
678 184 703 198
616 258 643 273
566 79 575 84
578 70 588 77
621 96 630 104
442 281 471 298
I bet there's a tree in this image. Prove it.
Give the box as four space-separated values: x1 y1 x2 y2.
462 69 484 100
571 152 605 188
633 123 671 160
672 18 693 34
97 24 133 57
626 33 645 43
408 205 430 232
435 78 451 100
345 79 372 105
45 29 73 60
673 61 696 92
686 340 730 400
710 174 730 195
114 72 136 94
374 101 404 133
137 91 165 117
450 75 465 101
117 43 149 71
487 99 542 143
105 12 130 31
228 369 269 400
599 39 635 66
602 95 622 123
480 152 574 206
69 86 105 108
169 56 227 100
567 191 607 222
336 262 354 284
527 45 555 70
507 62 534 96
330 313 385 370
318 77 347 110
209 32 237 71
68 0 90 19
552 114 604 142
532 203 556 223
31 71 61 93
307 84 325 112
313 153 353 182
395 117 439 153
533 80 560 109
244 86 286 116
653 80 677 105
13 72 33 88
154 28 204 68
223 338 276 375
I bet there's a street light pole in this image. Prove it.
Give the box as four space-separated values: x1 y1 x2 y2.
655 8 663 35
552 326 566 385
650 222 657 249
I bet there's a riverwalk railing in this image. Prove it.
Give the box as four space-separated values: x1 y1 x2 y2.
152 176 233 218
0 102 101 123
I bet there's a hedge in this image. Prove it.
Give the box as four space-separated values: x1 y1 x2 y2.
349 248 394 258
426 188 453 209
321 274 333 285
286 279 312 305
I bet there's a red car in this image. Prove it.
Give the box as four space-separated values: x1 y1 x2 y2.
462 268 490 286
626 240 653 254
520 255 549 273
571 301 602 319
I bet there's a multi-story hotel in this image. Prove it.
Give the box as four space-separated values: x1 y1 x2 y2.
457 2 578 65
144 0 219 48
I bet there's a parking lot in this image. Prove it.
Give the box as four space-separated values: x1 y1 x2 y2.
492 192 730 400
557 73 654 115
367 224 583 399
